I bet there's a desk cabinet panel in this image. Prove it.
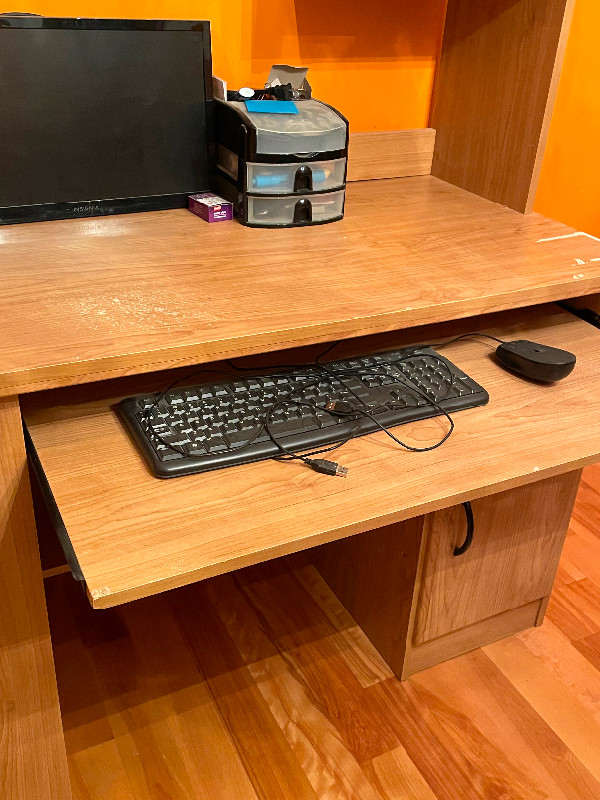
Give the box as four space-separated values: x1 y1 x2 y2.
0 396 72 799
311 471 582 680
413 473 581 645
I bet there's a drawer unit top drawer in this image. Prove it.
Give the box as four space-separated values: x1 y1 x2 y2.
247 159 346 194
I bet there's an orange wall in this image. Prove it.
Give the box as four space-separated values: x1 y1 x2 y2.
4 0 447 131
534 0 600 237
4 1 594 234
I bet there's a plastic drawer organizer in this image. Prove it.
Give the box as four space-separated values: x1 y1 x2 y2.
214 98 349 228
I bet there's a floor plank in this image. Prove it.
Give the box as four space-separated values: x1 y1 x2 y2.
45 464 600 800
546 578 600 640
363 748 438 800
560 520 600 588
485 634 600 784
571 476 600 538
381 649 599 800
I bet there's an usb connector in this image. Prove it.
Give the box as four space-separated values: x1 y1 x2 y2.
306 458 348 477
325 400 355 415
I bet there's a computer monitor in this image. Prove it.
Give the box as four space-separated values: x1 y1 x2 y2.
0 17 213 224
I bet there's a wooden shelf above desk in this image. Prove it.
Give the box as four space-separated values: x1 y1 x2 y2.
23 305 600 609
2 176 600 397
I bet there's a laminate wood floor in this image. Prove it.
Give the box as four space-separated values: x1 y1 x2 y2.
46 463 600 800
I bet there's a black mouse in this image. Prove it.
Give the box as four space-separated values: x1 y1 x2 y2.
495 340 576 382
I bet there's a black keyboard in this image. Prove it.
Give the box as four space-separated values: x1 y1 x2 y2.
118 346 489 478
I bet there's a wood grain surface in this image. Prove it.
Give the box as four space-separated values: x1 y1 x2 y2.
310 517 424 676
0 396 71 800
431 0 575 212
347 130 435 181
45 463 600 800
2 176 600 397
22 304 600 609
407 601 545 678
23 305 600 609
414 474 580 643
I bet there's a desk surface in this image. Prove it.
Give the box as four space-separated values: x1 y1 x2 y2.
3 176 600 397
23 305 600 608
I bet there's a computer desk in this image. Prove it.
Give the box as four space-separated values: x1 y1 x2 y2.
3 176 600 799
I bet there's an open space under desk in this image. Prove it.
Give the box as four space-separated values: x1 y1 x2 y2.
23 304 600 612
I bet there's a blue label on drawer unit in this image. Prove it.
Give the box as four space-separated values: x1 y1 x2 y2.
245 100 299 114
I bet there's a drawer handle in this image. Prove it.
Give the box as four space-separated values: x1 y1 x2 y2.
294 165 313 192
453 501 474 556
293 198 312 224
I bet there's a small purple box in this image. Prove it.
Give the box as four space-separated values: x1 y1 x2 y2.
188 192 233 222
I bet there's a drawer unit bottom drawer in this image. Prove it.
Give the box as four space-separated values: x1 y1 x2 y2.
246 190 345 227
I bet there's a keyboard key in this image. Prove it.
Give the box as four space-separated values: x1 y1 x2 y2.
167 437 192 448
227 430 253 446
240 420 258 431
365 403 388 414
271 418 304 435
138 396 158 409
315 411 337 428
158 451 185 461
187 442 208 455
205 436 228 451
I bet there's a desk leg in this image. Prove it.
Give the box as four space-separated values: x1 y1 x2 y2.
0 396 71 799
311 471 581 680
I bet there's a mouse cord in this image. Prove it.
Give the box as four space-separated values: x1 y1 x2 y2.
426 332 505 349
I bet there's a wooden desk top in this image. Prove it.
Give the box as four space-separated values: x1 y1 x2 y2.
3 176 600 397
23 305 600 608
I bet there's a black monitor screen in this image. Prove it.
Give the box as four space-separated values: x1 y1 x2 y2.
0 18 213 223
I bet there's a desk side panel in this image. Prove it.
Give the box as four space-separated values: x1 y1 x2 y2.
0 396 71 799
431 0 575 212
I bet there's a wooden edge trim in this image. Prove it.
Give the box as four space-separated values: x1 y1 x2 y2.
535 596 550 626
10 283 600 399
42 564 72 579
403 599 543 677
84 456 595 610
347 129 436 182
526 0 576 212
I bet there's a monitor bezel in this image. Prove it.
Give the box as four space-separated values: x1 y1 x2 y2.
0 17 214 225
